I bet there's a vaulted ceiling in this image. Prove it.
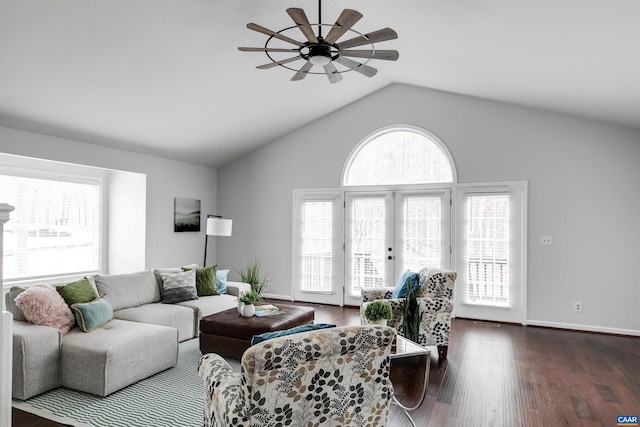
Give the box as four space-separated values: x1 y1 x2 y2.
1 0 638 168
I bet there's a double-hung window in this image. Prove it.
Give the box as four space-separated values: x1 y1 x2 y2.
1 171 102 283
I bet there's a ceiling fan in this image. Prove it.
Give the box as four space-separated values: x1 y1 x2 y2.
238 0 399 83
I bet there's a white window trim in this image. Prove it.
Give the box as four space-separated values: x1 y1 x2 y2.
341 124 458 186
1 165 106 287
291 188 344 305
452 181 528 324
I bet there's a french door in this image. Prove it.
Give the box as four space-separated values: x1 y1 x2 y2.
343 190 451 306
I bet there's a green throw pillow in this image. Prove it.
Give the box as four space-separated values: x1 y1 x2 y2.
56 277 98 307
183 265 219 296
70 295 113 332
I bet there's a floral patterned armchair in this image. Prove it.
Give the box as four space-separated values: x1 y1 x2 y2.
361 267 456 359
198 325 396 427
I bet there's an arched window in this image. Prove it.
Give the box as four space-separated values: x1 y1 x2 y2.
343 126 456 186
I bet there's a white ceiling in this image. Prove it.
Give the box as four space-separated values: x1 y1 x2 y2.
1 0 639 168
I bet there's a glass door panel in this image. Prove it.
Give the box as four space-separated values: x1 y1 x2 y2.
345 190 450 306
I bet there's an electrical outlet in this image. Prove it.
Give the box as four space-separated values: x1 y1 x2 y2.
541 235 553 246
574 301 582 312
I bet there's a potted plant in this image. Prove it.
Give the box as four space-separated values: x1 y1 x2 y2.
236 258 270 300
237 290 260 317
364 300 393 326
401 278 423 342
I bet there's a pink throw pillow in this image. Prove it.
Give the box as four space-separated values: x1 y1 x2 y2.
15 284 75 335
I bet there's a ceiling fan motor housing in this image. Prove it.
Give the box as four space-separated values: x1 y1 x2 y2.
306 43 334 66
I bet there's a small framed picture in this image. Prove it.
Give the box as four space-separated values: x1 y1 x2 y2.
174 198 201 232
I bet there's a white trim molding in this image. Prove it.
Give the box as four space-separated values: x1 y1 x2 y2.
1 203 15 427
527 320 640 337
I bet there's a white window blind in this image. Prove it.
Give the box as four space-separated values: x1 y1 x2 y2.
464 194 510 306
301 200 333 292
402 195 443 271
1 173 101 282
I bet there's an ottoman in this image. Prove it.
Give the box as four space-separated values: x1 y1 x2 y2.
199 304 315 359
60 319 179 396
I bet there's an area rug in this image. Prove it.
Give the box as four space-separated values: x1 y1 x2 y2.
12 338 241 427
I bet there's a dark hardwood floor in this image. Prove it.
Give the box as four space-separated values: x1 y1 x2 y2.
13 300 640 426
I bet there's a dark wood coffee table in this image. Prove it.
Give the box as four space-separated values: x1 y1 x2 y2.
199 303 315 359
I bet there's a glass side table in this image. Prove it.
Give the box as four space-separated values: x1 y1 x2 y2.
390 335 430 427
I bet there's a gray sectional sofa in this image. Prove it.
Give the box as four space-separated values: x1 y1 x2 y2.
5 268 250 399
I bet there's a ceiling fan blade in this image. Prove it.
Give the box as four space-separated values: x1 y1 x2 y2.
335 57 377 78
323 62 343 84
291 62 314 81
287 8 318 43
341 49 399 61
256 56 302 70
323 9 363 44
238 47 299 53
247 23 304 47
336 28 398 50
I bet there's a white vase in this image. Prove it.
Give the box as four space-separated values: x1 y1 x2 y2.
370 319 387 326
239 303 255 317
237 302 243 314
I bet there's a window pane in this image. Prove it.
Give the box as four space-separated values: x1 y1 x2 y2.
403 196 442 271
345 130 453 186
349 198 386 294
1 174 101 281
301 200 333 292
465 194 510 306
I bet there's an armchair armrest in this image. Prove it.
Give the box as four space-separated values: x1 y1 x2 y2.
198 354 249 427
361 286 394 303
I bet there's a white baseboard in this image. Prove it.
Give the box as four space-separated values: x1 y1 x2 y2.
262 293 293 301
527 319 640 337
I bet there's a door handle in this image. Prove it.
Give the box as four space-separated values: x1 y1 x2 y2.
387 255 393 260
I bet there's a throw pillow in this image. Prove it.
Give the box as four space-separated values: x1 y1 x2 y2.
391 270 421 299
14 284 75 334
251 323 337 345
56 277 99 307
70 295 113 332
216 269 229 294
183 265 219 296
161 270 198 304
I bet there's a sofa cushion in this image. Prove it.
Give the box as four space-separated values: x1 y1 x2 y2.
216 269 229 294
392 270 421 299
161 270 198 304
94 270 160 311
70 295 114 332
60 319 178 396
56 277 98 307
183 265 219 297
15 284 76 335
176 294 240 334
153 264 199 297
114 303 196 342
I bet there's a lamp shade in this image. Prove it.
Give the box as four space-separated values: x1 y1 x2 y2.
206 217 232 236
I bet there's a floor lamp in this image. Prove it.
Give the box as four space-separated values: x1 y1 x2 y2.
203 215 232 267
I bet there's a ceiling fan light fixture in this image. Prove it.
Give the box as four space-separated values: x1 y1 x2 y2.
307 45 332 66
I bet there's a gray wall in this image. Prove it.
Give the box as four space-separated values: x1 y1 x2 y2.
0 126 219 271
218 83 640 335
